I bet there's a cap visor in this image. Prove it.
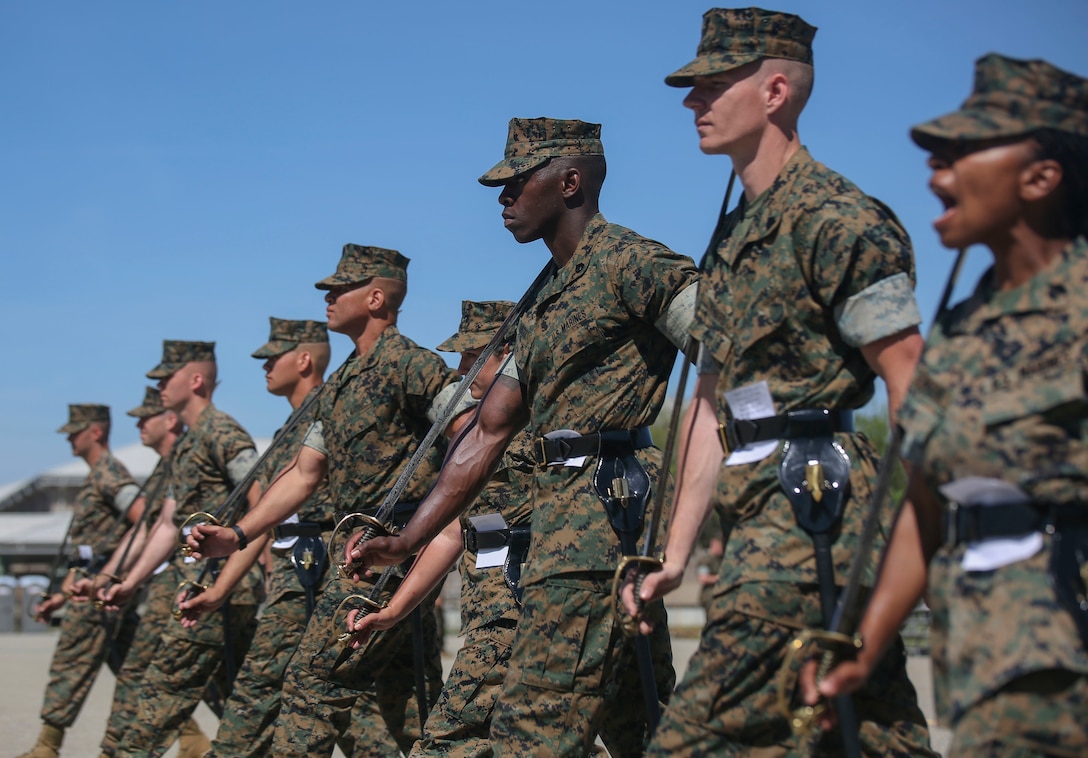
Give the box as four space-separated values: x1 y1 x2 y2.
251 340 294 359
478 155 549 187
145 363 177 379
910 109 1032 151
664 54 759 87
56 422 86 434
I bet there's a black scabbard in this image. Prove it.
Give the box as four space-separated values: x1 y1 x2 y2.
619 531 661 731
410 605 431 734
209 558 237 698
812 532 861 758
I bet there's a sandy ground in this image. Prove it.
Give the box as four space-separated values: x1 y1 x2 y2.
0 623 949 757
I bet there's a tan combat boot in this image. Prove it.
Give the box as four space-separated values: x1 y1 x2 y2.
176 717 212 758
15 724 64 758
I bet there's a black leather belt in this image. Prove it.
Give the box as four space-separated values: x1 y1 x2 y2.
944 501 1088 547
717 409 853 454
534 427 653 465
463 525 531 553
272 521 329 540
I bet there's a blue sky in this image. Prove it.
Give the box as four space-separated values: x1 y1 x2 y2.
2 1 1086 486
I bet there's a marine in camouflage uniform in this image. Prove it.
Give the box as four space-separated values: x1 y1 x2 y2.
357 118 697 758
349 299 536 757
96 388 211 758
107 341 263 758
418 301 535 758
821 54 1088 756
17 404 141 758
639 9 934 755
186 246 463 757
205 317 375 758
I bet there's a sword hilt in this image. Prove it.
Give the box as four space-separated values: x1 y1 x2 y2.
610 554 663 636
177 511 222 557
775 628 863 735
334 593 387 644
330 512 395 580
171 579 209 621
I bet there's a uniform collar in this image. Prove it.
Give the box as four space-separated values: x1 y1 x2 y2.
543 212 609 296
738 146 814 241
948 236 1088 334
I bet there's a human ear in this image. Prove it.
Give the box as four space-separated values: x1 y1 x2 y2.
1021 158 1063 203
764 72 789 114
296 351 313 373
560 167 582 199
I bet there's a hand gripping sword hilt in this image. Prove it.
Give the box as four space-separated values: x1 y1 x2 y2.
334 593 387 644
91 572 124 610
775 628 864 736
329 512 395 580
610 554 663 636
177 511 222 557
172 579 209 621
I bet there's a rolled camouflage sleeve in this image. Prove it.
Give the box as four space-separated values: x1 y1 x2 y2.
834 272 922 347
811 194 920 345
302 421 328 456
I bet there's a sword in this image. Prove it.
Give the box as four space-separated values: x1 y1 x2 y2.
610 169 737 731
778 247 970 737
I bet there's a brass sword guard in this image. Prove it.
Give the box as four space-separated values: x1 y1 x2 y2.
92 572 124 610
333 593 387 644
177 511 222 557
172 579 209 621
610 554 663 636
775 628 864 736
329 512 395 580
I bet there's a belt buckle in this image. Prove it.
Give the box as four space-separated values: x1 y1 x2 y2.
536 437 549 465
717 423 732 455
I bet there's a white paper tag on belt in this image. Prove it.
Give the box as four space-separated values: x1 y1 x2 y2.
723 381 779 466
469 512 509 569
272 513 300 550
939 477 1043 571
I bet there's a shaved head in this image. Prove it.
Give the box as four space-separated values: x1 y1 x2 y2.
760 58 814 122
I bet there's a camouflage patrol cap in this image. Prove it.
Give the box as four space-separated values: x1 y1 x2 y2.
665 7 816 88
911 54 1088 151
146 340 216 379
478 118 604 187
436 300 515 353
126 387 166 419
57 403 110 434
314 244 409 289
251 317 329 359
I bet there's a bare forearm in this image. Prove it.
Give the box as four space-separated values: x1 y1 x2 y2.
860 327 923 424
855 477 938 666
125 518 180 587
398 379 525 553
663 376 724 570
235 452 324 539
387 523 463 621
210 532 272 597
100 524 140 576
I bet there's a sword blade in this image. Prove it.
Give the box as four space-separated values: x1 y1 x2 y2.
829 246 969 638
